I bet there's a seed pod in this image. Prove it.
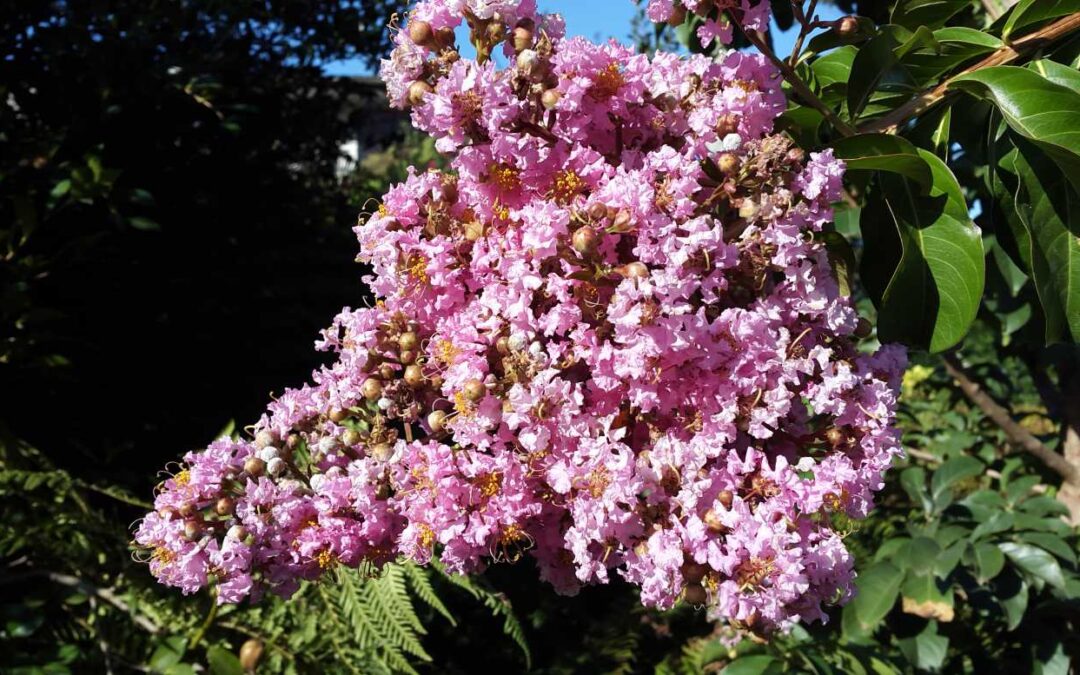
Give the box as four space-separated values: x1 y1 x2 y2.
239 639 264 672
428 409 448 432
341 428 362 446
717 153 739 174
398 331 419 352
434 26 456 48
667 3 687 26
854 317 873 339
328 408 348 423
541 88 561 110
684 583 708 605
836 15 859 38
370 442 394 462
404 364 425 388
572 226 598 255
407 80 433 107
215 497 235 516
361 377 383 401
408 20 435 47
463 379 486 402
244 456 266 477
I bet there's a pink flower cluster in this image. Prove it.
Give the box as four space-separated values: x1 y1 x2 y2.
135 0 905 634
645 0 772 48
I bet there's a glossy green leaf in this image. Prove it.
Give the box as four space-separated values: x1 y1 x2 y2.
1033 640 1070 675
1000 542 1066 588
1019 532 1078 564
897 621 949 671
952 66 1080 194
832 134 932 192
848 33 902 120
1002 0 1080 42
974 542 1006 582
860 149 985 352
812 46 858 89
902 536 942 575
999 576 1029 630
1001 135 1080 342
933 27 1003 50
930 456 983 504
900 467 933 514
848 562 904 633
973 511 1015 540
892 0 969 30
722 655 783 675
1027 59 1080 93
206 646 244 675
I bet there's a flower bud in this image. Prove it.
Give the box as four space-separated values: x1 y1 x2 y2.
738 198 759 220
178 502 196 518
227 525 248 540
215 497 235 516
717 153 739 174
404 364 425 388
400 349 417 365
716 113 740 136
370 442 394 462
239 639 264 672
495 335 511 355
516 49 539 74
267 458 286 477
244 457 266 477
572 226 598 255
463 378 486 402
718 489 734 509
285 433 301 451
258 446 279 463
836 15 859 38
667 3 687 26
341 428 362 446
512 23 534 52
183 520 203 541
682 561 708 583
379 364 396 380
541 88 561 110
618 262 649 279
254 430 276 448
407 80 433 107
612 209 633 231
328 408 348 423
362 377 383 401
427 409 448 432
398 331 419 352
434 26 456 48
408 20 435 47
786 147 806 164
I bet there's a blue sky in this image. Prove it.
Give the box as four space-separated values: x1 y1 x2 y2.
324 1 845 76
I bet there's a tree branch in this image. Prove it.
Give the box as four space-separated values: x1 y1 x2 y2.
0 571 163 634
860 12 1080 134
942 353 1080 485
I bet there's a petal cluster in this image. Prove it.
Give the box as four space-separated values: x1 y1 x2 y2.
135 0 904 635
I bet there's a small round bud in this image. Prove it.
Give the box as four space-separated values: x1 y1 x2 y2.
464 220 485 241
239 639 264 672
400 349 417 365
178 502 196 518
512 25 534 52
703 508 726 532
516 49 539 74
254 430 276 448
286 433 301 451
588 202 608 220
404 364 425 388
267 457 286 477
427 409 448 432
717 153 740 174
738 198 759 220
612 209 633 231
317 436 340 454
718 489 734 509
854 317 873 339
434 26 456 48
379 364 396 380
398 331 419 352
258 446 279 463
619 262 649 279
463 378 486 402
682 562 708 584
667 4 687 26
227 525 248 540
684 583 708 605
244 457 266 477
541 88 561 110
508 334 526 352
407 80 433 107
370 442 394 462
836 15 859 38
341 428 362 446
824 427 845 447
328 408 348 423
362 377 383 401
495 335 511 355
408 20 435 47
572 226 598 255
183 520 203 542
215 497 235 516
786 147 806 164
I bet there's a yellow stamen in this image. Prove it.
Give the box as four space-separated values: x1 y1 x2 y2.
551 170 585 203
489 163 521 192
172 470 190 487
591 63 624 100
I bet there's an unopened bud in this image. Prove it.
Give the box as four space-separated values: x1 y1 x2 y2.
428 409 448 432
183 520 203 541
718 153 739 174
254 430 276 448
341 428 362 446
619 262 649 279
541 88 561 110
667 3 687 26
407 80 433 107
612 209 633 231
718 489 734 509
572 226 598 255
404 364 425 388
362 377 383 401
716 113 740 136
836 15 860 38
684 583 708 605
215 497 235 516
512 23 534 52
463 379 487 402
239 639 264 672
434 26 456 49
227 525 248 540
495 335 511 355
786 147 806 164
486 21 507 44
328 409 348 423
854 317 873 339
516 49 539 74
408 20 435 47
682 562 708 584
244 457 266 477
370 442 394 462
398 331 419 352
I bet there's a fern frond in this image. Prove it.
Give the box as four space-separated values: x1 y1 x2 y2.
433 563 532 669
403 562 456 626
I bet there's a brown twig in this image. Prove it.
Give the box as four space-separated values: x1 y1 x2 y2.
860 12 1080 134
942 353 1080 485
787 0 820 66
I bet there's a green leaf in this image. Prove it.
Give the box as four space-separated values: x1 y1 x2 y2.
1033 640 1070 675
150 636 187 671
902 537 942 575
848 33 902 120
849 562 904 634
832 134 932 192
1026 59 1080 93
998 574 1029 630
206 646 244 675
901 573 954 622
819 231 858 296
900 467 933 514
1002 0 1080 42
1000 542 1066 588
1019 532 1078 564
974 542 1006 582
972 511 1015 540
860 149 985 352
932 27 1003 50
952 66 1080 194
930 456 983 505
897 621 949 671
892 0 969 30
722 655 783 675
811 46 858 89
1003 134 1080 342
